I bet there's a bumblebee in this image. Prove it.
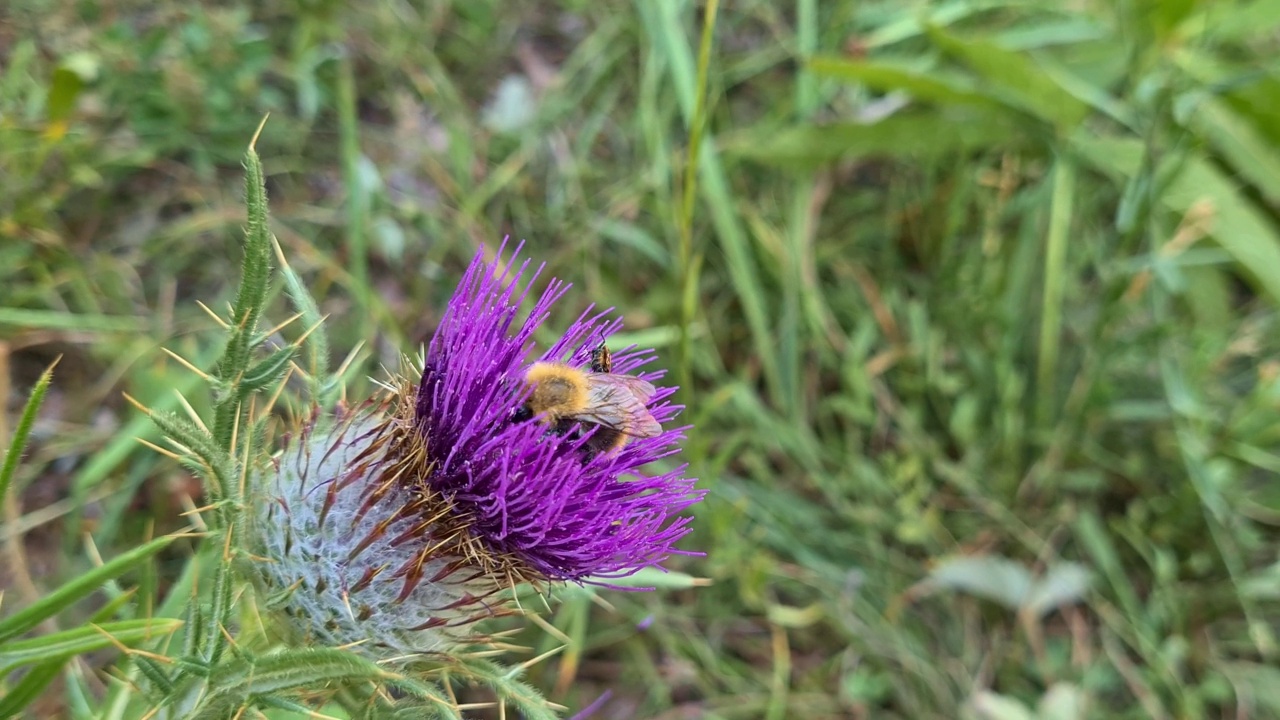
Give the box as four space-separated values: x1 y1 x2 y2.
516 348 661 455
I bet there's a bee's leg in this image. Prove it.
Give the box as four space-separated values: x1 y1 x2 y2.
551 419 578 438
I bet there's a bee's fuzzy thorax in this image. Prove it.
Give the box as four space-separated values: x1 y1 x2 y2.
524 361 590 423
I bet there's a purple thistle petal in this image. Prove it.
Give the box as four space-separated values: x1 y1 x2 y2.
414 241 703 584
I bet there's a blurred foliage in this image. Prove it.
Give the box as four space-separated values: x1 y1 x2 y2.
3 0 1280 718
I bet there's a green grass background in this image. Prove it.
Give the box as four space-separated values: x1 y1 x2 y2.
4 1 1280 718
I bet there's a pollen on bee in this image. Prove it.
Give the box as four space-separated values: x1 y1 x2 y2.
523 362 590 423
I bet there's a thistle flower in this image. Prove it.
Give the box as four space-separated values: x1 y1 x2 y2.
252 243 702 658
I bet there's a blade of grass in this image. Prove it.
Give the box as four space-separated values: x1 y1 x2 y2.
0 356 58 516
0 659 64 718
864 0 1020 48
725 109 1022 168
0 619 183 674
795 0 817 112
807 57 1004 109
643 0 780 405
926 24 1090 132
777 0 820 419
1073 511 1161 653
68 371 204 542
1188 96 1280 205
0 309 143 333
1150 262 1278 659
0 532 183 644
336 52 370 314
1036 157 1074 428
675 0 718 404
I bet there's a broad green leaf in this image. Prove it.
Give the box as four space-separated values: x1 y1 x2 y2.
1024 563 1093 618
927 25 1091 131
1189 96 1280 204
927 556 1091 617
1032 54 1135 128
926 556 1032 610
1038 683 1090 720
1134 0 1200 39
1223 663 1280 714
971 690 1035 720
808 57 1003 109
1239 560 1280 600
1074 134 1280 306
0 533 181 644
595 566 705 590
46 66 84 126
994 17 1107 49
1036 158 1075 429
863 0 1021 49
1223 71 1280 148
1182 264 1235 334
1179 0 1280 42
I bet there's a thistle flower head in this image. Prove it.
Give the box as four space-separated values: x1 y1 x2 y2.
253 243 702 657
414 245 700 581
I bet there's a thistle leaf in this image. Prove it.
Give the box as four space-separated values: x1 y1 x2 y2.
211 145 276 449
134 654 177 697
240 345 296 396
274 238 333 402
194 648 399 718
145 408 235 506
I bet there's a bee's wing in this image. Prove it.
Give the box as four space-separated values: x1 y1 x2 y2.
586 372 658 403
579 375 663 439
